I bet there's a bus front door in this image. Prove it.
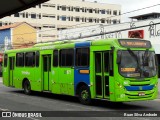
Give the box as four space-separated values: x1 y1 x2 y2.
9 57 15 86
43 55 51 91
95 51 113 99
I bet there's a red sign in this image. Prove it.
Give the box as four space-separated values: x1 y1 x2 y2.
0 53 3 63
128 30 144 39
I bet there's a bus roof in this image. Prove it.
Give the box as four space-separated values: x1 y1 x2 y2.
4 38 153 53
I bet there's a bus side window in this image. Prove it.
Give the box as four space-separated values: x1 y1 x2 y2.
53 50 58 67
36 51 39 67
16 53 24 67
76 48 89 67
4 54 8 67
60 49 74 67
25 52 35 67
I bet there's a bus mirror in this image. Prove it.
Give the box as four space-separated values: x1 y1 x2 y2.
117 51 122 64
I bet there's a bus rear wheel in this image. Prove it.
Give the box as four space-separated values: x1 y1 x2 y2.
23 80 31 95
78 85 91 105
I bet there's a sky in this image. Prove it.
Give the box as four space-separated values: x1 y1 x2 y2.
87 0 160 22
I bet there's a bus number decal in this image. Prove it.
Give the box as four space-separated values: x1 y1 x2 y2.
22 71 30 75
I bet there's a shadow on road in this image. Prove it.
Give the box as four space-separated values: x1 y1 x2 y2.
10 90 150 110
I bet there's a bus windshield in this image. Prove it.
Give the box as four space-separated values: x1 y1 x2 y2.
118 50 157 78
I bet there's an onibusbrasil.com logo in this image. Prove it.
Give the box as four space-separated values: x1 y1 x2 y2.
1 112 42 118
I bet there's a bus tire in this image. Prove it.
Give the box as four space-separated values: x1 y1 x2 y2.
78 85 91 105
23 80 31 95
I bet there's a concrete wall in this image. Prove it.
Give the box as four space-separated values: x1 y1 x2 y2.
12 23 37 49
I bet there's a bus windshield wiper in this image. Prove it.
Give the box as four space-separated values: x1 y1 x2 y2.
127 49 142 77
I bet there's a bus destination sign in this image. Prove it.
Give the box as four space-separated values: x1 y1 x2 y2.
118 39 151 48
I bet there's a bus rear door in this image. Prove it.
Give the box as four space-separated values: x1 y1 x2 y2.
9 57 15 87
42 55 51 91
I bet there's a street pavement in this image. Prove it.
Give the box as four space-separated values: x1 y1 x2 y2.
0 77 160 120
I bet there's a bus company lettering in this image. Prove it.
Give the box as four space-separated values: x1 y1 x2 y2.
40 46 55 50
64 70 71 74
22 71 30 75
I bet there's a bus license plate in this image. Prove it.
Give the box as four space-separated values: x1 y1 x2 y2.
138 92 145 96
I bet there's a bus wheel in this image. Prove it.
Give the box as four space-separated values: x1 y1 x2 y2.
23 80 31 95
79 85 91 105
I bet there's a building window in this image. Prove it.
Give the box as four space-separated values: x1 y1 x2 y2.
75 17 80 22
57 16 59 20
43 14 55 18
57 5 60 10
22 13 25 18
95 9 99 14
85 18 87 22
60 49 74 67
16 53 24 67
101 19 105 23
53 50 58 67
39 14 41 19
81 7 85 12
26 13 28 18
67 6 70 11
113 20 117 24
68 16 70 21
85 8 87 12
61 6 66 11
25 52 35 67
76 48 89 67
75 7 80 12
70 6 73 11
88 9 93 13
49 4 56 8
82 17 84 22
14 13 19 17
71 16 73 21
101 10 105 14
110 10 112 15
89 18 93 23
61 16 66 21
31 13 36 19
39 4 41 8
113 10 117 15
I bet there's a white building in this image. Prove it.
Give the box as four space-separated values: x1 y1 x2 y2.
59 13 160 54
0 0 121 42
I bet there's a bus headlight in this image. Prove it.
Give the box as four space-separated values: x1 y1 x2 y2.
117 82 123 88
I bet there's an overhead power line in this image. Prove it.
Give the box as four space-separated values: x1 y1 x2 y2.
1 3 160 37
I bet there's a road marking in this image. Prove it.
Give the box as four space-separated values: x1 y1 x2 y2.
27 117 39 120
0 108 9 111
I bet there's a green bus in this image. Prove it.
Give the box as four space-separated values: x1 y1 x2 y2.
2 38 158 104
